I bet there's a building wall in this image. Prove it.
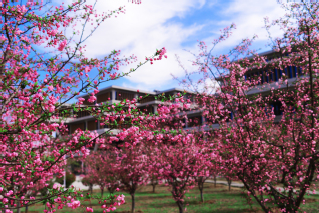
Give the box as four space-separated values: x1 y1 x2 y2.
97 92 111 103
87 120 97 131
70 122 85 134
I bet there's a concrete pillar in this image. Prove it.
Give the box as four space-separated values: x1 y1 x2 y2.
93 143 99 151
173 92 177 103
81 161 84 174
134 93 139 103
111 90 116 100
152 105 158 114
185 116 188 128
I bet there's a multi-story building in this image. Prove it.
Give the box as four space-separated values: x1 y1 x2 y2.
219 50 303 90
54 85 204 151
64 85 200 134
215 49 306 124
58 50 303 142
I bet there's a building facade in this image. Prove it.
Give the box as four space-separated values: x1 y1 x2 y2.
55 85 205 139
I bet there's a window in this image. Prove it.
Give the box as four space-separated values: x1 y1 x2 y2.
260 71 264 84
298 67 303 76
70 123 85 134
139 106 153 115
264 70 269 83
272 100 283 116
278 69 283 79
293 66 298 77
116 91 135 101
288 66 293 78
97 92 111 103
88 120 97 130
139 96 156 104
75 110 89 118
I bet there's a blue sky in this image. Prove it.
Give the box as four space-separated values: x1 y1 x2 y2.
56 0 289 93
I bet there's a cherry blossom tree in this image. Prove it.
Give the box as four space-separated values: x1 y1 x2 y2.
135 93 207 213
148 132 203 213
143 144 161 193
149 173 159 193
1 0 166 212
210 157 221 188
83 150 120 197
104 93 193 213
81 174 95 195
192 133 214 202
114 144 148 213
176 2 319 212
83 154 106 198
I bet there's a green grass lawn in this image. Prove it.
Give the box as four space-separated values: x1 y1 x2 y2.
19 182 319 213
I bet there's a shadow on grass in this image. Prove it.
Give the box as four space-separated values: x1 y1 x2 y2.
198 209 262 213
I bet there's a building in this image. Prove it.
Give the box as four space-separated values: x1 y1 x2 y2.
56 49 303 142
215 49 306 124
67 85 199 131
53 85 205 149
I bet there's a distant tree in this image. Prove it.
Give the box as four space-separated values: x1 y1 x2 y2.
83 150 120 197
115 144 148 213
150 134 203 213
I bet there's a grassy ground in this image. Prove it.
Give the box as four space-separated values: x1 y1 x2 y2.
19 182 319 213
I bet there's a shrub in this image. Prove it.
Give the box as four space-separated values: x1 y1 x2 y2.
38 179 55 196
56 172 76 188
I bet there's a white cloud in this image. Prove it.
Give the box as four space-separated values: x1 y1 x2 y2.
56 0 206 90
164 0 289 94
53 0 291 91
204 0 287 54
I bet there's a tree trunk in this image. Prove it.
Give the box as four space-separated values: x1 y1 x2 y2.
90 183 93 194
101 187 104 198
152 184 156 193
197 178 204 203
176 201 184 213
131 193 135 213
200 187 204 203
213 175 217 187
108 187 115 194
200 181 205 203
25 204 28 213
226 177 232 191
17 201 21 213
